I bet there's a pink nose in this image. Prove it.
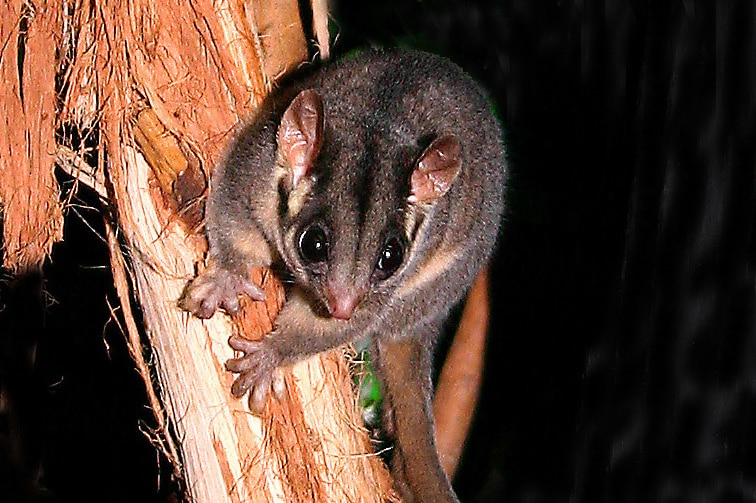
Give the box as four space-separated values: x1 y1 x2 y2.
325 287 362 320
328 294 358 320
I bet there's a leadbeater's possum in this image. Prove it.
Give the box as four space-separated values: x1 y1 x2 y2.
180 49 506 503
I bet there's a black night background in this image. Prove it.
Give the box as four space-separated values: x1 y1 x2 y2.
2 1 755 502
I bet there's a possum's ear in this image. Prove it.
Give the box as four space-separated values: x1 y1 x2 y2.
278 89 324 187
408 134 462 204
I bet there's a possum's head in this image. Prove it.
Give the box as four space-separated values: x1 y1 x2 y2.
273 89 462 319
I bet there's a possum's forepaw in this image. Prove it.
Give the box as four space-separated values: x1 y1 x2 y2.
179 268 265 319
225 334 286 414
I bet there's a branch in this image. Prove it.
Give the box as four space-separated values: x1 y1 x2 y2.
434 266 490 477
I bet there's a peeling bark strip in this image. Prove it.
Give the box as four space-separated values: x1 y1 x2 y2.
0 0 64 272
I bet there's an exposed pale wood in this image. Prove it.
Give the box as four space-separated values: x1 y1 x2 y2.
104 217 182 474
311 0 331 60
55 146 108 199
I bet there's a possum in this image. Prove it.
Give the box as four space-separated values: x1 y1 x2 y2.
179 48 507 503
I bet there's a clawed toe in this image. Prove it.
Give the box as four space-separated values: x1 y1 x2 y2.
228 369 280 414
228 334 262 352
271 370 285 400
243 280 266 302
179 269 266 318
230 371 256 398
225 337 284 414
249 377 273 413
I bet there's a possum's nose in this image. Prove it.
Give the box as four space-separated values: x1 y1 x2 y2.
325 285 364 320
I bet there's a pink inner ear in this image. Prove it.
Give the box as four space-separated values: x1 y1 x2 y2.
409 134 462 204
278 89 324 187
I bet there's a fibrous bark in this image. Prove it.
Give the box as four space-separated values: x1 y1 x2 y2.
0 0 64 272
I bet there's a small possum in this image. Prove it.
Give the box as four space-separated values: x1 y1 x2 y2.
180 49 506 503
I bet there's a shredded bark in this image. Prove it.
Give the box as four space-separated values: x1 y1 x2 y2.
0 0 64 272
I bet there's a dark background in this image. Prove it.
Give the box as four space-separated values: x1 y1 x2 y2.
2 1 755 501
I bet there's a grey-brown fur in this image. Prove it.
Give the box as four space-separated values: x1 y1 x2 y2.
180 49 507 503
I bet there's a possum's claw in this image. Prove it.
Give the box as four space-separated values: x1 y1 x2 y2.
179 268 265 318
226 334 285 414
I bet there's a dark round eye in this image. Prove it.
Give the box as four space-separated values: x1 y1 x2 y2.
298 224 329 264
375 236 405 280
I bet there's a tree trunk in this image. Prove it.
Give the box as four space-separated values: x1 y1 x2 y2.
1 1 488 501
2 1 397 501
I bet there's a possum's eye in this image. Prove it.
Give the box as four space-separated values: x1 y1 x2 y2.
374 235 405 280
298 224 330 264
